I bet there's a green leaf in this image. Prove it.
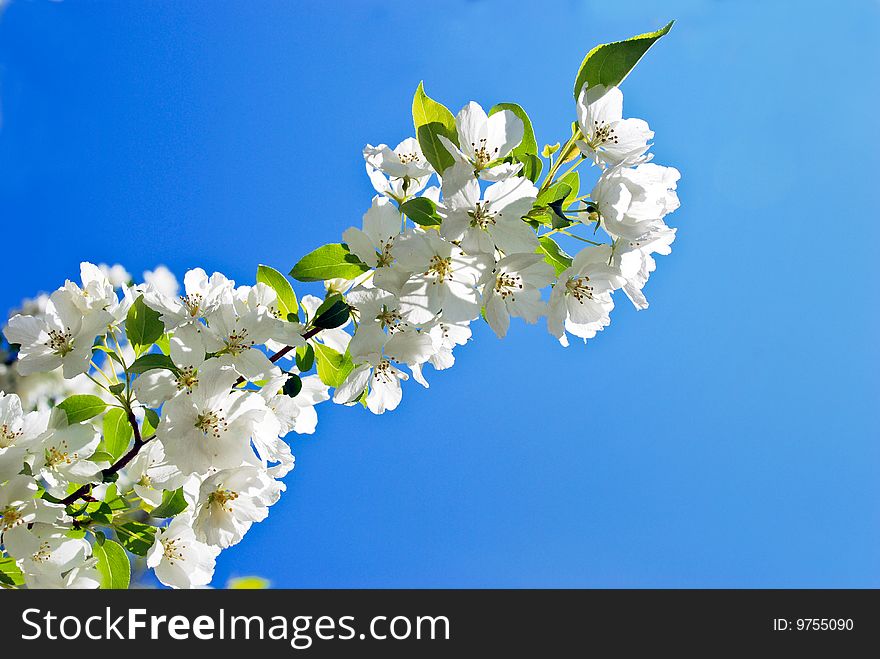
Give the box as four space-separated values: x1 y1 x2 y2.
257 264 299 317
126 295 165 349
115 522 156 557
296 344 315 372
129 353 177 375
314 342 354 389
57 395 107 425
102 408 133 461
289 243 370 283
283 373 303 398
142 408 161 437
489 102 537 157
150 487 188 519
518 153 543 183
538 236 574 275
87 501 115 525
94 537 130 589
311 295 351 330
0 557 24 587
155 334 171 356
412 81 458 175
228 576 270 589
400 197 442 227
573 21 674 98
108 382 125 395
542 142 560 158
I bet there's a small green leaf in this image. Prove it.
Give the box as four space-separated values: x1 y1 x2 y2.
126 295 165 349
283 373 303 398
142 409 161 437
400 197 442 227
289 243 370 283
155 334 171 356
296 344 315 372
108 383 125 395
573 21 674 98
129 353 177 375
538 236 574 275
412 81 458 174
314 343 354 389
93 537 131 589
542 142 560 158
115 522 156 557
257 264 299 317
518 153 543 183
102 408 133 461
57 395 107 425
150 487 188 519
312 295 351 330
0 557 25 587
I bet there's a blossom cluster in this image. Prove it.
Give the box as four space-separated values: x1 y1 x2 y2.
0 25 679 588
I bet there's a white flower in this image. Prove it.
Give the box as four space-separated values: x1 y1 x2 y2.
30 410 107 496
192 465 284 548
157 362 267 474
438 102 524 181
342 196 410 295
0 475 61 533
612 224 676 310
4 289 112 379
346 287 428 364
2 522 92 588
576 85 653 167
62 262 119 314
0 392 49 481
482 253 555 338
131 323 206 409
393 230 490 324
201 299 282 383
260 372 329 436
118 440 184 508
590 163 680 242
146 516 219 589
420 320 471 372
334 357 409 415
142 268 234 330
547 245 626 346
439 166 539 256
365 138 433 200
142 265 180 299
365 137 434 180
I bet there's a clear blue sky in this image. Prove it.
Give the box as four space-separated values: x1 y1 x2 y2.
1 1 877 587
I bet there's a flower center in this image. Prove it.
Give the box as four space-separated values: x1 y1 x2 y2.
180 293 204 317
223 329 253 356
46 328 74 356
494 272 523 301
176 366 199 392
162 537 185 564
471 137 499 169
467 202 497 230
32 541 52 564
373 359 396 384
1 505 24 532
0 423 23 449
137 474 152 488
376 241 395 268
397 151 421 165
589 119 618 148
45 441 77 468
425 255 454 284
565 276 594 302
207 487 239 512
194 409 227 438
377 306 402 330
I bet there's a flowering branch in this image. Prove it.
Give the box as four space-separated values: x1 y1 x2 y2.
0 22 679 590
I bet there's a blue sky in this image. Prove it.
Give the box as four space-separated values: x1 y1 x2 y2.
1 0 877 587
